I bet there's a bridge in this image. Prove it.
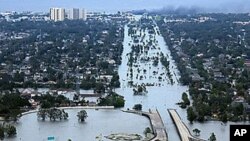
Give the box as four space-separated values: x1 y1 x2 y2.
168 109 206 141
124 109 168 141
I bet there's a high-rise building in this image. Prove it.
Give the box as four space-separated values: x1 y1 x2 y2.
50 8 65 21
68 8 79 20
79 9 87 21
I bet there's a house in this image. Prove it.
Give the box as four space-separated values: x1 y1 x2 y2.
213 71 227 82
21 88 42 98
231 96 245 107
98 75 113 83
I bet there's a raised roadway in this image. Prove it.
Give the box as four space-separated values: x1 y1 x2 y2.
168 109 206 141
124 109 168 141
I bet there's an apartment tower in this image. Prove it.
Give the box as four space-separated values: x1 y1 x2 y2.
50 8 65 21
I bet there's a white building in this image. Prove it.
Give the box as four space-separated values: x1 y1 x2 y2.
68 8 79 20
79 9 87 21
50 8 65 21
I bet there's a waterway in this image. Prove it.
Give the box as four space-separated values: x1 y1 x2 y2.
5 15 249 141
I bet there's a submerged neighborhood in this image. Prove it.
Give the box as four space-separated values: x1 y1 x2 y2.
0 4 249 141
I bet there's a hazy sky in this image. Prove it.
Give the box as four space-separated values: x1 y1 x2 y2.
0 0 250 13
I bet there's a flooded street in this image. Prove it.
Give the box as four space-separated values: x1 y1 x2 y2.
116 16 248 141
6 15 249 141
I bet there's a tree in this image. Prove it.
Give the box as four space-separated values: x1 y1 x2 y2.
95 83 105 93
77 110 88 122
62 109 69 120
144 127 152 136
98 92 125 108
37 109 47 120
133 104 142 111
220 113 228 122
187 107 196 123
209 133 216 141
110 73 120 88
193 128 201 136
5 124 16 137
37 108 68 121
0 126 4 140
0 93 30 120
182 92 190 105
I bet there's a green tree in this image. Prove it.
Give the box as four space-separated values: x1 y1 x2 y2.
37 108 47 120
37 108 68 121
209 133 216 141
187 107 197 123
98 92 125 108
182 92 190 106
5 124 16 137
192 128 201 136
95 83 105 93
0 126 4 140
110 73 120 88
144 127 152 136
77 110 88 122
133 104 142 111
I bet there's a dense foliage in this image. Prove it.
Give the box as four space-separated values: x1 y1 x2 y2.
37 108 68 121
0 93 30 120
98 92 125 108
158 13 250 122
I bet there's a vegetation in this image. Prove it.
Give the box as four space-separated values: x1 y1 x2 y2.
0 93 30 121
34 94 70 108
5 124 17 137
158 13 250 122
143 127 152 136
98 92 125 108
160 53 173 84
77 110 88 122
0 15 126 91
192 128 201 136
133 85 147 95
133 104 142 111
0 126 4 140
187 107 196 123
110 73 121 88
209 133 216 141
178 92 190 108
37 108 68 121
0 123 17 139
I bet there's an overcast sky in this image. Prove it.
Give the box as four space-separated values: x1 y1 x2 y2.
0 0 250 13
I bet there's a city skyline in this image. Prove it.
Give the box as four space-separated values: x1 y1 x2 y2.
1 0 250 13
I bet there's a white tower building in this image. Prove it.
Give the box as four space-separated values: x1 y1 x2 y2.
50 8 65 21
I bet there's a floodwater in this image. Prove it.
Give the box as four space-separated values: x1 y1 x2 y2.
116 15 249 141
6 109 149 141
6 15 249 141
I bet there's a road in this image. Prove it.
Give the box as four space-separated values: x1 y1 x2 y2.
124 109 168 141
168 109 206 141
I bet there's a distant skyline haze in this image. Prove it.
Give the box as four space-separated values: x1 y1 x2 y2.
0 0 250 13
